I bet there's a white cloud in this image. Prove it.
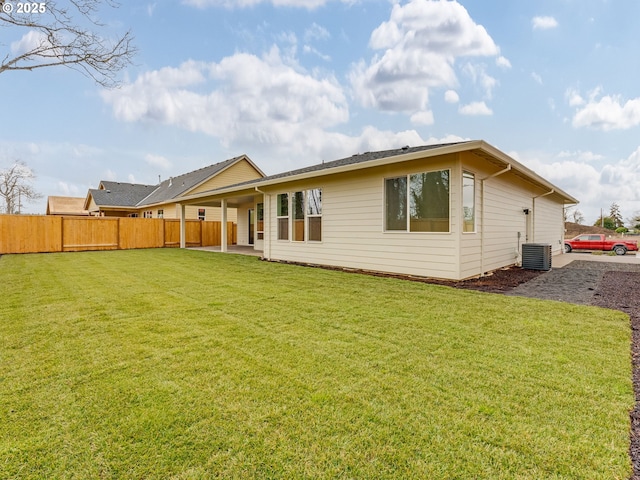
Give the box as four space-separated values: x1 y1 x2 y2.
182 0 332 8
462 62 497 99
349 0 500 121
102 47 349 152
444 90 459 103
565 88 585 107
459 101 492 116
103 169 117 181
145 154 172 170
304 23 330 42
532 16 559 30
571 92 640 131
496 56 511 69
410 111 435 125
303 45 331 61
10 30 61 61
57 181 82 196
531 72 543 85
515 149 640 224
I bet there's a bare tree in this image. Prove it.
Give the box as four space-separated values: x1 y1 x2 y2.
564 206 584 224
0 161 42 214
0 0 136 88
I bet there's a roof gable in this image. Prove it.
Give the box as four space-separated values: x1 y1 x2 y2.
47 196 89 215
137 155 263 207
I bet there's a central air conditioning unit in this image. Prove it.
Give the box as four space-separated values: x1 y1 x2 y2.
522 243 552 271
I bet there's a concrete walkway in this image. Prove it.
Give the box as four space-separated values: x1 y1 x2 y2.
552 251 640 268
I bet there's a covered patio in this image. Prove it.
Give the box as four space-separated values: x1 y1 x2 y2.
177 184 265 256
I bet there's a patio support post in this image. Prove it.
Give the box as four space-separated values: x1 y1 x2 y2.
221 199 228 253
180 204 186 249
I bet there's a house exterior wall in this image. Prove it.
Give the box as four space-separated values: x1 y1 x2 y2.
253 151 568 280
262 154 463 280
533 194 565 253
459 151 566 276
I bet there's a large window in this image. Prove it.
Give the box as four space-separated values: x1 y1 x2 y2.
385 170 450 233
462 171 475 232
293 191 305 241
277 193 289 240
277 189 323 242
385 177 407 231
307 188 322 242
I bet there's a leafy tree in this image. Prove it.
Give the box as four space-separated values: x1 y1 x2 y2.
0 0 136 87
608 202 624 229
0 161 42 214
593 215 616 230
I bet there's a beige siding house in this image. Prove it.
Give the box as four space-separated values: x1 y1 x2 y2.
177 141 578 281
83 155 264 222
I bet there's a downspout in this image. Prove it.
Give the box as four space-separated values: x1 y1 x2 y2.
255 187 268 259
480 164 512 276
531 188 555 248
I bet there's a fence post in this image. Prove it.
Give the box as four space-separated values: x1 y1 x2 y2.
180 205 186 248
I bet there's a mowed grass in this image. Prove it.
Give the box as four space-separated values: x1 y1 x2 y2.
0 249 632 479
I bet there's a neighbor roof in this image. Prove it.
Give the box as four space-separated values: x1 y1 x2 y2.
87 182 157 209
85 155 264 212
46 196 89 215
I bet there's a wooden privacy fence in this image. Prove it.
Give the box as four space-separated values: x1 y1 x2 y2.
0 215 237 254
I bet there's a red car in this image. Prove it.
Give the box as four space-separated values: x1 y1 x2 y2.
564 234 638 255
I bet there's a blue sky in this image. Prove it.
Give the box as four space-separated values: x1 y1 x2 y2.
2 0 640 224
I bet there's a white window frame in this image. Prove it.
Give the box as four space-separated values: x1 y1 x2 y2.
277 193 289 241
306 188 322 242
462 171 476 233
383 169 451 234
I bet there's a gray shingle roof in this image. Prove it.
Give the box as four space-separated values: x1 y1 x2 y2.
193 142 472 194
137 156 245 206
259 142 470 182
89 156 249 209
89 182 157 208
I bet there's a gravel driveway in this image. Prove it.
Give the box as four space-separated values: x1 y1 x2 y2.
506 257 640 304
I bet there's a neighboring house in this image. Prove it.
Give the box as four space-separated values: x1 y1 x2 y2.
83 155 265 221
177 140 578 281
84 182 157 217
46 196 89 216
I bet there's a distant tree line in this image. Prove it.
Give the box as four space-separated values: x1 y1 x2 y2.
567 203 640 232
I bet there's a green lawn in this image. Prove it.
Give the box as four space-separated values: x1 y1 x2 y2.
0 249 632 479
